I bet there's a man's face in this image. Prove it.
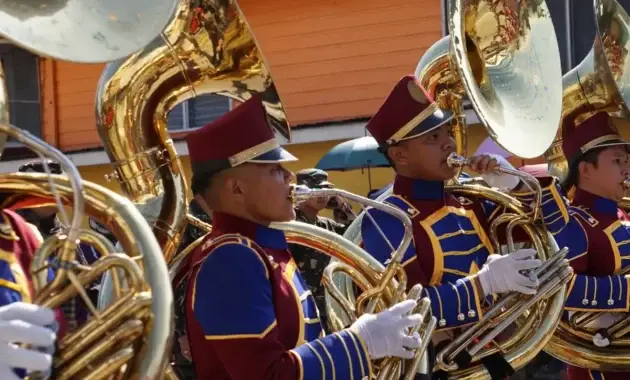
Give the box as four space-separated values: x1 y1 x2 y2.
388 123 457 180
580 146 630 202
237 163 295 223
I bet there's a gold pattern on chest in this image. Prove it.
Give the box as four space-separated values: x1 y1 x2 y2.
418 205 494 285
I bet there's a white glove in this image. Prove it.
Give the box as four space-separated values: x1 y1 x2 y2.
0 302 57 380
350 299 422 360
480 154 520 191
477 248 541 296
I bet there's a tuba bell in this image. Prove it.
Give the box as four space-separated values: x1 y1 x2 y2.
0 0 177 63
0 12 175 380
544 0 630 182
346 0 573 378
95 1 436 378
541 0 630 371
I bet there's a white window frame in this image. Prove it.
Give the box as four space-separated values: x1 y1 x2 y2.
171 97 233 132
0 44 42 147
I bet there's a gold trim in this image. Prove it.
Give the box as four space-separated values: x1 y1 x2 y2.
228 138 279 166
580 134 622 153
386 103 438 144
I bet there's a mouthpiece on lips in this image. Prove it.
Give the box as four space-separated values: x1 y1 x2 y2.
624 177 630 190
288 184 311 202
446 152 469 169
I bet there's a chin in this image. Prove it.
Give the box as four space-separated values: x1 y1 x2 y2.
276 208 296 222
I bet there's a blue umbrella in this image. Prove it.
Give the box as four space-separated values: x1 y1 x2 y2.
315 136 390 171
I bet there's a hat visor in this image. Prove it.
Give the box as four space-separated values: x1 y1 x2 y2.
400 108 454 141
248 146 297 163
569 139 630 168
315 181 334 189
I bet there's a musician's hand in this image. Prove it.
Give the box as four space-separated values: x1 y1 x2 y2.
468 154 501 173
476 248 541 296
471 154 520 191
350 299 422 360
0 302 56 379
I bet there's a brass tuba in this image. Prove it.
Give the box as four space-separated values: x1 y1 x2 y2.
544 0 630 182
346 0 573 378
0 35 174 380
0 0 177 63
95 0 436 378
541 0 630 371
94 0 288 265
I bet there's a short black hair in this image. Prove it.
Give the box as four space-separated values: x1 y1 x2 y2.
377 144 396 169
561 146 606 193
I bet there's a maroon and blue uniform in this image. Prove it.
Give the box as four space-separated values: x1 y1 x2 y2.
182 94 373 379
524 111 630 380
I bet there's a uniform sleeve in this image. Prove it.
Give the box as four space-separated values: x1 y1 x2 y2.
0 253 26 306
514 177 589 259
192 243 372 380
564 272 630 312
562 220 630 312
361 208 484 329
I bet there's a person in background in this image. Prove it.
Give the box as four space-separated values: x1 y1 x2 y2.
290 168 353 332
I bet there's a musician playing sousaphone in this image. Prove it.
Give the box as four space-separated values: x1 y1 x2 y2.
527 111 630 380
360 75 570 378
183 94 425 379
0 199 60 378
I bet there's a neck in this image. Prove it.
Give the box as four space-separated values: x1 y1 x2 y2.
212 205 272 227
578 182 619 203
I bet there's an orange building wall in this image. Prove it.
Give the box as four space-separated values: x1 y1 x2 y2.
39 0 443 152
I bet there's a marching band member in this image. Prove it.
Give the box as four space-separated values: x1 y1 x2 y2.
0 205 58 378
184 94 425 380
360 75 562 377
523 111 630 380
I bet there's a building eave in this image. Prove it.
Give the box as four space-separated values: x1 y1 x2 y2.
0 109 480 173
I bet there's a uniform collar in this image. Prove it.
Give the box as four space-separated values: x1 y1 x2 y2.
573 187 618 215
211 211 288 249
393 174 445 201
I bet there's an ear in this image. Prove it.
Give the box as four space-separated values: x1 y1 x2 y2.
194 194 212 215
578 160 594 180
388 144 409 166
225 176 246 202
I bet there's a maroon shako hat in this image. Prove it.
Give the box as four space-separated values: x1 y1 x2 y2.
186 94 296 192
562 111 629 168
366 75 454 147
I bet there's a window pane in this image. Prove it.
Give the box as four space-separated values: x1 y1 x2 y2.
546 0 571 73
168 103 185 131
188 94 230 129
0 45 41 138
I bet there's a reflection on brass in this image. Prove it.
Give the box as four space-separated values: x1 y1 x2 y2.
416 0 563 160
95 0 289 265
0 0 176 63
544 0 630 182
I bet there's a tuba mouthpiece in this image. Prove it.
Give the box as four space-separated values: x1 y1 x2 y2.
288 184 311 202
624 177 630 190
446 152 469 169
